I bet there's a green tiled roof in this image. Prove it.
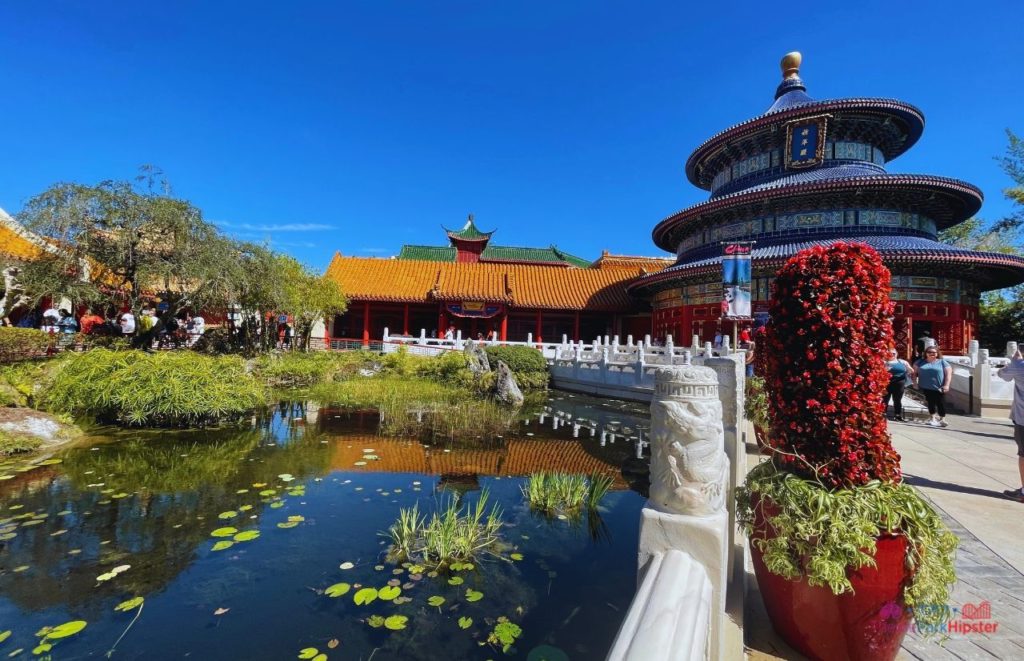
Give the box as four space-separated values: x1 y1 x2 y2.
398 245 457 261
398 243 590 268
444 216 493 241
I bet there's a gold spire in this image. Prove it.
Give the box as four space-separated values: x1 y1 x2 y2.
781 51 802 79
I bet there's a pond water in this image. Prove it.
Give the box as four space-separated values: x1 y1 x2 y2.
0 393 650 660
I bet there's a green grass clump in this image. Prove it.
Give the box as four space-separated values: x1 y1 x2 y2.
385 490 504 568
44 349 267 427
483 345 549 390
255 351 376 387
0 428 42 456
523 472 614 517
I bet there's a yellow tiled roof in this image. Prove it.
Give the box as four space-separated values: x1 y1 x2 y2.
324 254 644 311
0 216 43 261
590 252 674 272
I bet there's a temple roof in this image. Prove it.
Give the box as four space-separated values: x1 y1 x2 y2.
398 243 591 268
652 172 984 252
325 254 643 310
0 209 42 261
589 251 674 273
444 214 494 242
629 236 1024 294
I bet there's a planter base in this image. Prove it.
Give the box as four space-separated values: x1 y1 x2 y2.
751 534 912 661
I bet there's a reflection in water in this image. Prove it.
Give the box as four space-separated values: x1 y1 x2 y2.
0 393 649 660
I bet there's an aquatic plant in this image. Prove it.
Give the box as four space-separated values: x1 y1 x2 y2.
385 490 504 567
522 472 613 517
0 429 41 457
255 350 376 387
43 349 267 427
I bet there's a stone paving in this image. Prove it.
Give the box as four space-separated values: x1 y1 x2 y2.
745 412 1024 660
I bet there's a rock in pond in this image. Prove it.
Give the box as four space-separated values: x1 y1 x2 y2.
493 360 524 407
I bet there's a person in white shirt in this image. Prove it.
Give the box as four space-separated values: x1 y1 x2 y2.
120 311 136 335
999 349 1024 502
189 314 205 346
41 307 60 334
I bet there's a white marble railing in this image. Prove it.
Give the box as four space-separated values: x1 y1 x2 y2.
606 549 711 661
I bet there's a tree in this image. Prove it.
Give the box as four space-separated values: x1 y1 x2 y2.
16 168 241 342
993 129 1024 233
275 255 348 351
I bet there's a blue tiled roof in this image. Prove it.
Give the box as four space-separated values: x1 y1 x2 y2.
711 163 886 199
631 236 1024 292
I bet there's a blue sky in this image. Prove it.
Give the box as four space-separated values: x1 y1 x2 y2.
1 1 1020 271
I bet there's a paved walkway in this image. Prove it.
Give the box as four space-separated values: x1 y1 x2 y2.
745 413 1024 660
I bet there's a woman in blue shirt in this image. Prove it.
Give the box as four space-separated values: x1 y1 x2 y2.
913 345 953 428
884 348 913 422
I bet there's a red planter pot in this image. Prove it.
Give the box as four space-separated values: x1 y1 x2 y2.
751 500 914 661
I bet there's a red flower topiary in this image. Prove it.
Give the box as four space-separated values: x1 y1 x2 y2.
759 242 901 488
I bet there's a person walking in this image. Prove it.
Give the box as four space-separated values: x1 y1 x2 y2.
119 310 136 336
913 345 952 427
883 348 913 422
79 309 103 335
999 349 1024 501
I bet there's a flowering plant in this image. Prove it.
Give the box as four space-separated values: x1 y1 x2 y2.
758 241 901 488
737 242 957 633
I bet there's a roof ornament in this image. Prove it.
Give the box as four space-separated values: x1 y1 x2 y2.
781 51 801 80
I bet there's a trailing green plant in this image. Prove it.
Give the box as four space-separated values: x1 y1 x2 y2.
384 490 504 568
737 461 958 631
522 472 613 517
744 375 770 432
255 351 375 387
43 349 267 427
0 327 54 363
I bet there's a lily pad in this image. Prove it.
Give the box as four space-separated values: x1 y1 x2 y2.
527 644 570 661
465 589 483 602
447 576 464 586
114 597 144 612
211 527 238 538
353 587 378 605
96 572 116 581
278 473 295 482
0 630 9 643
218 511 238 519
259 489 276 497
287 515 305 522
510 553 524 561
325 582 351 597
427 596 445 607
339 562 355 570
239 505 253 512
458 616 473 629
384 615 408 631
277 521 299 529
270 501 285 509
367 615 385 628
233 530 260 542
212 540 234 551
43 620 87 640
378 586 401 601
297 648 319 659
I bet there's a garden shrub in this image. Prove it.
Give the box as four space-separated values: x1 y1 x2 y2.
0 327 54 363
483 345 549 390
0 428 42 456
77 334 131 351
44 349 267 427
255 351 379 387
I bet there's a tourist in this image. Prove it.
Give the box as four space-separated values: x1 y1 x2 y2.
119 310 136 336
713 330 723 349
739 326 752 344
915 330 932 361
998 349 1024 502
57 309 78 334
884 348 913 422
189 313 205 346
41 306 60 333
444 327 454 341
138 308 156 334
744 341 756 378
913 345 952 428
79 309 103 335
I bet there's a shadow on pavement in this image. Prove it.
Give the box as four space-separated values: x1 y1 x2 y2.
903 473 1010 500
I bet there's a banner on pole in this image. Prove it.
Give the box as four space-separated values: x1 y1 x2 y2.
722 243 752 319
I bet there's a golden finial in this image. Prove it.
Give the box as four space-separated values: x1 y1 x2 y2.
781 51 802 79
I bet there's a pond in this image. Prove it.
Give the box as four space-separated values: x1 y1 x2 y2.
0 393 650 660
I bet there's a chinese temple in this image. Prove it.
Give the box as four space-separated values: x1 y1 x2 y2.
324 217 671 344
628 52 1024 355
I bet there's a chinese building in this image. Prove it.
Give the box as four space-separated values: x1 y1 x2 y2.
324 216 671 344
628 53 1024 355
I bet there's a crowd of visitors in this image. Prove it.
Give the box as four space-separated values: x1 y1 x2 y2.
1 306 208 349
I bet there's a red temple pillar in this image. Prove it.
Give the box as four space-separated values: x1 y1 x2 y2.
500 314 508 342
362 301 371 347
573 311 580 343
535 310 543 345
402 304 410 336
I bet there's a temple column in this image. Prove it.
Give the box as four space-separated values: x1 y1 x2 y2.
402 304 409 336
500 314 508 342
535 310 543 345
438 307 447 335
573 311 580 343
362 301 371 347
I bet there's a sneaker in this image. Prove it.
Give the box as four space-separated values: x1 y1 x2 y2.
1003 488 1024 502
939 418 948 428
895 416 906 422
927 418 942 427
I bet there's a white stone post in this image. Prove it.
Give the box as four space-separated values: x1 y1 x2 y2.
704 342 713 358
644 334 652 349
692 334 700 354
665 335 674 365
627 335 634 347
1008 341 1018 358
704 355 745 583
456 330 463 349
720 335 730 356
527 332 533 346
639 365 730 661
383 327 390 342
969 339 980 366
419 328 427 345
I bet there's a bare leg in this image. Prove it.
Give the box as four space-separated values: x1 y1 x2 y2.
1018 456 1024 490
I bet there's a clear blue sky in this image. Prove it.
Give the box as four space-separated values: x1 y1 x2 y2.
1 1 1020 271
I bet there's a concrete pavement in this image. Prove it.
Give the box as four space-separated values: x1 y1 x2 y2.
745 412 1024 660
